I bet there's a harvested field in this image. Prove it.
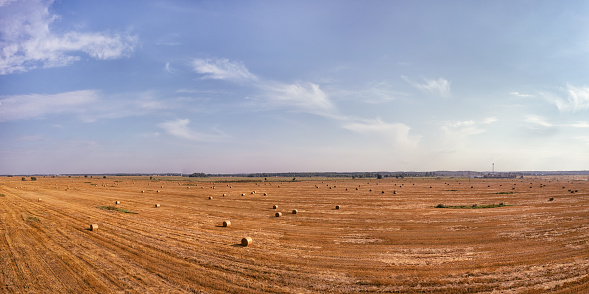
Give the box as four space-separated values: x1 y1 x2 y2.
1 176 588 293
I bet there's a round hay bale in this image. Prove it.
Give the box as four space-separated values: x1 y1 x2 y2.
222 194 226 197
157 190 160 193
263 193 267 196
141 190 145 193
223 220 231 227
241 237 253 246
38 198 42 202
154 203 160 208
292 209 298 214
90 224 99 231
335 205 340 210
273 205 278 209
241 193 245 196
275 212 282 217
115 201 120 205
209 196 213 200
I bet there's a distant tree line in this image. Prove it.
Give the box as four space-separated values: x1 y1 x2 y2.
188 173 209 178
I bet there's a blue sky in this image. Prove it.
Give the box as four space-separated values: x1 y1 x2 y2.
1 0 589 174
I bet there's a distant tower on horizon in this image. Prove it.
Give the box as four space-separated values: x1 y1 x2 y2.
492 163 495 173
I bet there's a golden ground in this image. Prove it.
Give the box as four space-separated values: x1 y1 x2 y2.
1 175 588 293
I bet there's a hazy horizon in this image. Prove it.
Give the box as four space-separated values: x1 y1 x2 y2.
2 1 589 174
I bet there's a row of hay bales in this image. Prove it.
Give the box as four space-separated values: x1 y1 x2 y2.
86 182 349 247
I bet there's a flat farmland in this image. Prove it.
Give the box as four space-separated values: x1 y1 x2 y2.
1 176 588 293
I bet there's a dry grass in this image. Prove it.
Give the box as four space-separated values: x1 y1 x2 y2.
1 175 588 293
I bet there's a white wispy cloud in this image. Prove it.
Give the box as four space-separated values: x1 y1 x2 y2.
164 62 175 73
402 76 451 98
192 58 257 82
342 118 420 148
569 121 589 128
0 90 178 122
449 120 476 127
538 84 589 112
0 90 98 121
524 115 589 129
442 120 486 138
191 57 339 118
261 82 337 117
158 118 225 142
524 115 553 127
510 91 534 98
334 81 404 104
482 117 498 124
0 0 137 74
441 118 496 138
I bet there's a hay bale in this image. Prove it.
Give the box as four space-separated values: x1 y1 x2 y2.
241 193 245 196
222 194 226 197
241 237 253 246
223 220 231 227
335 205 340 210
115 201 120 205
157 190 160 193
273 205 278 209
141 190 145 193
209 196 213 200
263 193 267 196
90 224 99 231
154 204 160 208
275 212 282 217
38 198 42 202
292 209 298 214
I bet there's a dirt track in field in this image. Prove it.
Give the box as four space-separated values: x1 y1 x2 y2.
1 175 588 293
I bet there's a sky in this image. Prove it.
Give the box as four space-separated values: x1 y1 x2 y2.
1 0 589 174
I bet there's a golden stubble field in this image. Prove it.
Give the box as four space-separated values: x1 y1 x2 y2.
1 175 588 293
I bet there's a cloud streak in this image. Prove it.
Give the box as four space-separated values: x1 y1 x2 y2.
441 119 486 138
192 57 339 118
158 118 225 142
0 90 179 122
192 58 257 82
0 0 137 74
0 90 98 121
551 85 589 112
261 82 336 117
402 76 451 98
342 118 420 149
510 91 534 98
